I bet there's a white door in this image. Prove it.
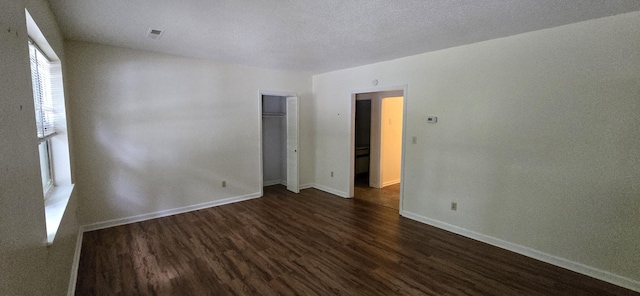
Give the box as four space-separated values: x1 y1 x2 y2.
286 96 299 193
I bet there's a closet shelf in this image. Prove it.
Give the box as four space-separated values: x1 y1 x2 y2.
262 112 286 117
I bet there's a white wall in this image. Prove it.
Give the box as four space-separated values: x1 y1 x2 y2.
0 0 80 295
65 41 313 225
380 97 403 187
312 12 640 289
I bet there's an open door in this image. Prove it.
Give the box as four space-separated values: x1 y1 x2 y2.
286 96 299 193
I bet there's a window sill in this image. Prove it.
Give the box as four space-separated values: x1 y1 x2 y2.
44 184 74 245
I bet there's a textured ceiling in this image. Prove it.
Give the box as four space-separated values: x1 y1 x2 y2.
48 0 640 73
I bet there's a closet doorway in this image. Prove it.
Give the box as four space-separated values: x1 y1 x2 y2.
260 93 299 194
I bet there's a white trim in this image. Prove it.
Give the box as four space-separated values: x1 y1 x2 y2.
259 90 298 98
45 184 74 244
400 210 640 293
25 9 59 60
313 184 350 198
263 180 283 187
82 193 261 232
398 86 409 213
299 183 314 190
350 84 409 96
67 230 83 296
349 93 356 197
382 179 401 187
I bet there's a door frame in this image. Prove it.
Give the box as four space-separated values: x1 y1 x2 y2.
258 90 299 196
349 85 408 213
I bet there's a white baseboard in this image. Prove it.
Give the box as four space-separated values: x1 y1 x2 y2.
313 184 350 198
263 180 283 186
264 182 311 190
400 210 640 293
382 179 400 187
82 192 261 232
299 183 314 190
67 230 83 296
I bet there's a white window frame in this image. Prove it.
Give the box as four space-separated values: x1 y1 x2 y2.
26 9 74 245
29 39 56 195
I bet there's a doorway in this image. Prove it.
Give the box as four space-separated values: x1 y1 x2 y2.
260 93 299 194
351 88 405 210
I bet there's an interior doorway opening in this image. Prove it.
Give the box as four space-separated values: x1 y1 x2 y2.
351 88 405 210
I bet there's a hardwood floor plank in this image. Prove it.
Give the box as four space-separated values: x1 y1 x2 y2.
76 185 639 295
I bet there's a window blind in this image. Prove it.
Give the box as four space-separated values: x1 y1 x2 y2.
29 40 58 139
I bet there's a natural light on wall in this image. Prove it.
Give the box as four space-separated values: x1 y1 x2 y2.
380 97 403 187
26 9 74 245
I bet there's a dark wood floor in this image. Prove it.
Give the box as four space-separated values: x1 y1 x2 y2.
76 186 638 295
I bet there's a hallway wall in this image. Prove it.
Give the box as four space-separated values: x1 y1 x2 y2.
380 97 403 187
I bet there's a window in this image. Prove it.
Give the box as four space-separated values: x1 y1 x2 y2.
29 39 56 195
26 8 74 244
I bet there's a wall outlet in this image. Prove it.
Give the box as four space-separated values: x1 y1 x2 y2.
222 180 226 188
451 202 457 211
331 171 334 177
412 136 417 144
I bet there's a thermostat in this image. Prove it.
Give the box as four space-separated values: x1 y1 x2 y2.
427 116 438 123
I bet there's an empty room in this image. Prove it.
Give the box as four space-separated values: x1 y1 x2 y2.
1 0 639 295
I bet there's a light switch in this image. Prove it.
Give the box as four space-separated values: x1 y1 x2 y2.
427 116 437 123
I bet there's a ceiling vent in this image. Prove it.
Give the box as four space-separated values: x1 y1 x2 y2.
146 28 164 40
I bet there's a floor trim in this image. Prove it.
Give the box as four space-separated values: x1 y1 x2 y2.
299 183 314 190
82 192 262 232
400 210 640 293
381 179 400 187
313 184 349 198
67 230 83 296
263 180 283 187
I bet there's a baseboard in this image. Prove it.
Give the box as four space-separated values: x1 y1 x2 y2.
382 179 400 187
313 184 349 198
400 210 640 293
299 183 314 190
67 230 83 296
263 180 283 187
82 192 262 232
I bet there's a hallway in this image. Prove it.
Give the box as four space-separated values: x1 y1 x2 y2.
353 173 400 210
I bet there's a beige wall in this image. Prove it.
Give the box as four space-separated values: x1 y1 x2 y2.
0 0 80 295
65 41 313 225
380 97 403 186
312 12 640 289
